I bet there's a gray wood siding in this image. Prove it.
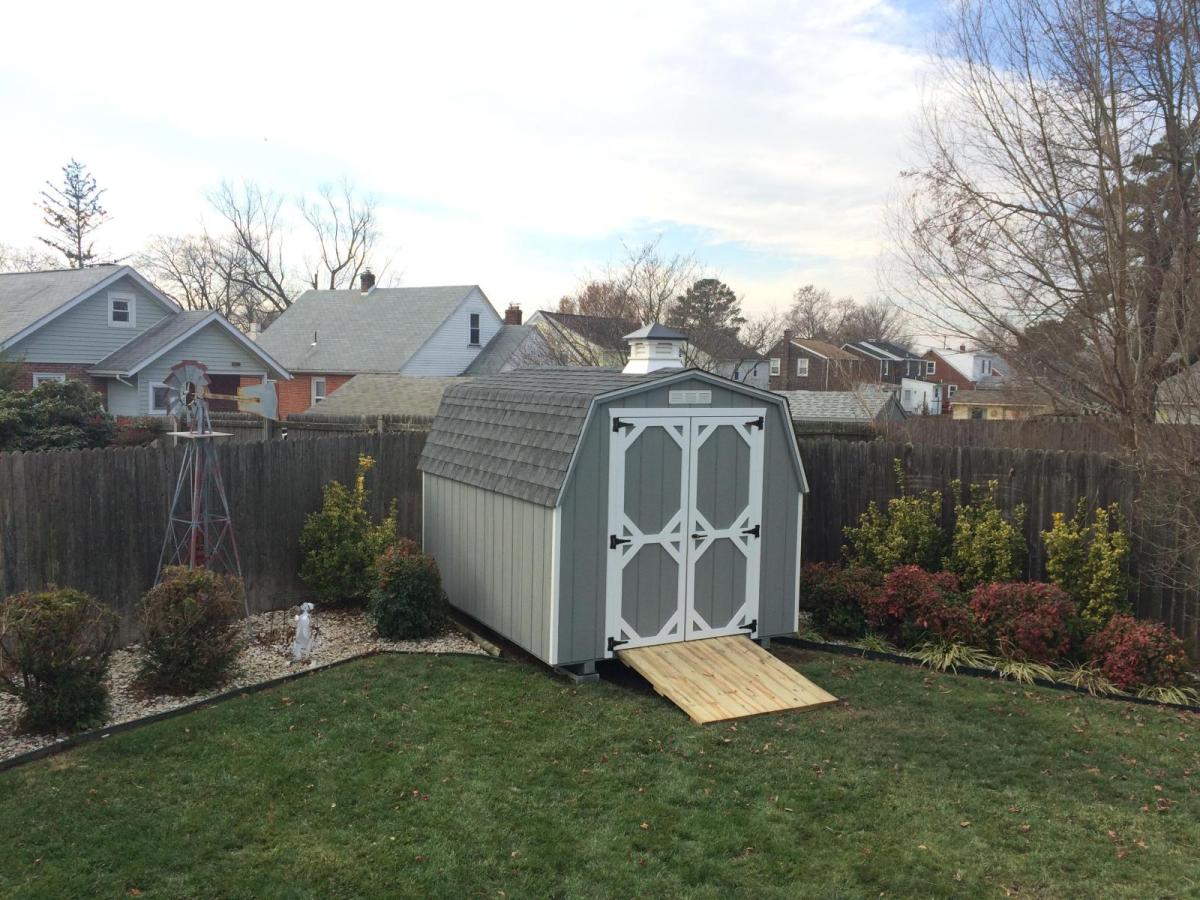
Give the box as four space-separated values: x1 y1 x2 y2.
7 274 174 363
423 474 555 663
402 289 502 375
556 377 804 664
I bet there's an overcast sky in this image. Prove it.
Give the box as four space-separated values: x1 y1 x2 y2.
1 1 936 316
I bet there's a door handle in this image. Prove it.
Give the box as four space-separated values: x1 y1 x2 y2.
691 532 707 539
741 525 760 538
609 534 632 550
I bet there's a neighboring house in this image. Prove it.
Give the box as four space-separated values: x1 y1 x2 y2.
920 346 1008 413
897 377 942 416
777 388 907 425
0 265 289 416
765 332 868 391
1158 367 1200 424
842 339 926 385
527 311 768 387
290 375 470 419
463 308 550 376
950 386 1053 420
256 273 504 416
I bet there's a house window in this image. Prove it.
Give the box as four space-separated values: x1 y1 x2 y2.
947 384 958 396
108 292 135 328
32 372 67 386
926 360 936 375
796 358 809 377
970 407 985 419
469 313 481 345
769 358 781 376
980 359 993 376
311 377 327 406
881 360 890 376
150 382 171 414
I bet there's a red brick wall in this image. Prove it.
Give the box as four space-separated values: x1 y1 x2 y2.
276 373 353 417
12 363 109 406
921 350 974 413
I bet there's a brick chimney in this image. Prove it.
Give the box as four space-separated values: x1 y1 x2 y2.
360 269 376 292
504 303 523 325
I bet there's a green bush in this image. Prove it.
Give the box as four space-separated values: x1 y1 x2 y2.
368 540 447 640
0 587 116 733
944 481 1027 589
1042 501 1132 628
844 459 945 573
300 455 398 605
0 379 114 451
799 563 876 639
137 567 245 694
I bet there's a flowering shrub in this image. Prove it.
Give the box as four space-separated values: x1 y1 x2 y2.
844 460 946 573
1084 615 1192 691
368 539 447 639
969 582 1078 664
300 455 398 605
944 481 1027 588
862 566 966 645
799 563 876 638
0 587 116 733
1042 501 1131 628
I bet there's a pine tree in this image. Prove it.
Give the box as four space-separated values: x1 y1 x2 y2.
37 159 109 268
668 278 745 333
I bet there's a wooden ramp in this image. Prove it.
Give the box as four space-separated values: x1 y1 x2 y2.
617 636 838 724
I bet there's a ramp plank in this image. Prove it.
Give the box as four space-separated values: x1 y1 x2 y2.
618 636 838 724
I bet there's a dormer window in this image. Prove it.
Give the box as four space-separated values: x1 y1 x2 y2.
108 292 135 328
469 313 481 345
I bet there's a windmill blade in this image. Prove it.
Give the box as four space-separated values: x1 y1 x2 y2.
236 381 279 420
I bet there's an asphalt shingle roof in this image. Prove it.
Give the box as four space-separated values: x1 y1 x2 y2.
777 389 904 423
294 375 471 418
90 310 214 374
0 265 123 345
418 368 665 506
463 325 535 375
256 285 481 373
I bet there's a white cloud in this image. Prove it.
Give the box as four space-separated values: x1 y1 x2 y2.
0 0 930 315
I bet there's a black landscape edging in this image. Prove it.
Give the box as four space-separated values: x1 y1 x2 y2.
778 636 1200 714
0 650 501 775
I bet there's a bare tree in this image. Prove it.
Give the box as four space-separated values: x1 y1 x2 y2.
556 279 637 319
608 237 699 323
137 234 260 327
839 297 911 346
739 307 786 352
37 159 109 268
207 181 295 317
890 0 1200 593
0 243 60 273
890 0 1200 440
298 181 383 290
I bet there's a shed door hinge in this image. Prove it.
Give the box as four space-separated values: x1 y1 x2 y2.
741 524 760 538
613 417 631 432
741 619 758 635
610 534 632 550
608 636 629 652
746 416 764 430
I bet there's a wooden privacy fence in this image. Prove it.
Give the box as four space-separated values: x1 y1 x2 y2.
795 438 1198 648
0 432 427 641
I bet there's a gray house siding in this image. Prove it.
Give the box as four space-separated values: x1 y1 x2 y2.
401 289 503 376
423 474 555 663
6 274 174 363
554 376 801 665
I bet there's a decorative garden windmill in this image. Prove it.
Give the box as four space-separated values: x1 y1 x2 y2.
155 360 277 584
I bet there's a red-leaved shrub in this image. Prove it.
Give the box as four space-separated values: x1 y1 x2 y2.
969 582 1077 663
799 563 877 638
1084 615 1192 691
862 566 966 645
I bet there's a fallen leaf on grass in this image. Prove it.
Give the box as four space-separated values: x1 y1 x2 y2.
959 821 971 828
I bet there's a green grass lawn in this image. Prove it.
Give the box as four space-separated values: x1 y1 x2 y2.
1 647 1198 899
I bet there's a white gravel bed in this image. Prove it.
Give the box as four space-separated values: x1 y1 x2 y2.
0 607 485 765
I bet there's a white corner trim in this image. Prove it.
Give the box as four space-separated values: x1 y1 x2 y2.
548 506 561 665
794 491 804 632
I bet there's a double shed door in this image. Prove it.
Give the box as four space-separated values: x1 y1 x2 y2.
604 408 765 654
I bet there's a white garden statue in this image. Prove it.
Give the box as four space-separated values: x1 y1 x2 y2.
291 602 315 661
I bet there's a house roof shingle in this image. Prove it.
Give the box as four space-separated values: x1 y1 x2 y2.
293 375 470 418
0 265 124 346
256 285 482 373
777 388 905 422
791 338 859 360
463 324 535 375
90 310 213 374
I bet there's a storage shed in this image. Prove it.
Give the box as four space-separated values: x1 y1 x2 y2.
419 366 809 676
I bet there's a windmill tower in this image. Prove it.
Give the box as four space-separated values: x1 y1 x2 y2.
156 360 243 581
